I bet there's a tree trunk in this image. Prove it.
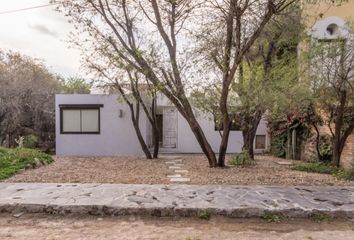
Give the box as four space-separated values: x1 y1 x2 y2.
312 122 323 161
217 118 231 167
175 98 217 167
332 90 346 167
130 103 153 159
292 129 296 160
286 128 291 160
185 114 217 167
132 121 152 159
152 125 159 159
241 111 262 160
242 129 256 159
332 140 341 167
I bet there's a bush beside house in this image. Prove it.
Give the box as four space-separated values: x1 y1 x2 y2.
0 147 53 180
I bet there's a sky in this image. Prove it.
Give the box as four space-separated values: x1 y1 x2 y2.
0 0 82 78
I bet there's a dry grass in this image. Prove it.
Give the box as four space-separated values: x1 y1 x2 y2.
4 154 354 186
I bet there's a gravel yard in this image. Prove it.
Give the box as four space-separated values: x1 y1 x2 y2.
4 154 354 186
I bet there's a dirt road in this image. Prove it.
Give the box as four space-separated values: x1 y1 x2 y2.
0 214 353 240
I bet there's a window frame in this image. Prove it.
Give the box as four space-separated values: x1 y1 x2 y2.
59 104 103 134
255 134 266 150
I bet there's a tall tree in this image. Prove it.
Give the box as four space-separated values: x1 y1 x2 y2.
55 0 301 167
195 0 299 165
55 0 219 166
308 28 354 166
0 50 61 148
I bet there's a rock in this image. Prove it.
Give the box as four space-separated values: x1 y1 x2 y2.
13 212 24 218
34 158 43 168
167 174 182 178
276 161 293 166
17 169 25 174
170 177 190 182
25 164 33 170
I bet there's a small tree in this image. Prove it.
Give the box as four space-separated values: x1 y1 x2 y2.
88 57 161 159
308 28 354 167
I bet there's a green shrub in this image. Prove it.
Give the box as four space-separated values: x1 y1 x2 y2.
336 168 354 181
291 162 340 175
197 210 211 220
309 212 333 223
230 151 256 167
318 134 333 162
261 213 287 223
0 147 53 180
270 134 286 158
23 134 39 148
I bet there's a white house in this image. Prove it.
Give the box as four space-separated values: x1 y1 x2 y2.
55 94 269 156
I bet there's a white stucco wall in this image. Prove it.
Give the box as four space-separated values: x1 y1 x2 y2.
56 94 148 156
173 111 268 154
56 94 270 156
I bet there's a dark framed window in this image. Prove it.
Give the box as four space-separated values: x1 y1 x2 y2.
60 104 103 134
255 135 266 149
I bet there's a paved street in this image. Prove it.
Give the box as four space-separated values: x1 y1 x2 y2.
0 183 353 218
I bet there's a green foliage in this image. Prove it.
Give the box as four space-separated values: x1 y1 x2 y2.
336 168 354 181
23 134 38 148
318 134 333 162
230 151 256 167
60 77 92 94
309 213 333 223
292 162 354 181
268 110 314 159
291 162 340 175
0 147 53 180
261 213 287 223
197 210 211 220
270 134 286 158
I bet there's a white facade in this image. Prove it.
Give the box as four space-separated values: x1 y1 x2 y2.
56 94 269 156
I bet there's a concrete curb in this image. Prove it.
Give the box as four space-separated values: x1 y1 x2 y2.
0 183 353 218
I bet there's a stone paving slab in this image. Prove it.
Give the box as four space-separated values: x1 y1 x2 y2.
169 178 191 182
0 183 353 218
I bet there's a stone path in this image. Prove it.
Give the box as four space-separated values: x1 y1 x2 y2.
0 183 353 218
164 156 190 183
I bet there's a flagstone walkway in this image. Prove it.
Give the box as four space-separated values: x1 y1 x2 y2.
0 183 353 218
164 156 190 183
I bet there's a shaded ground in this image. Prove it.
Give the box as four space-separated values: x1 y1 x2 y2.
4 155 354 186
0 214 353 240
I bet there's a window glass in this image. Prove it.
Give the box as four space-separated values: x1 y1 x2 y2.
62 109 81 132
81 109 99 132
255 135 266 149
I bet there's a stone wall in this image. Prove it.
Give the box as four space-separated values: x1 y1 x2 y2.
303 126 353 170
341 134 354 170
